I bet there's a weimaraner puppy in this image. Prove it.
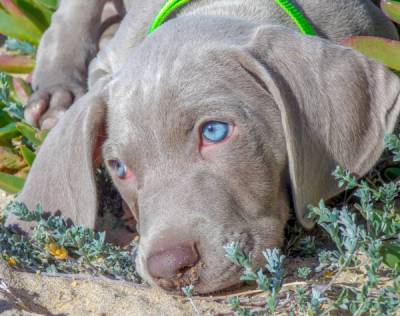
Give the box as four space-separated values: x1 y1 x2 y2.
6 0 400 294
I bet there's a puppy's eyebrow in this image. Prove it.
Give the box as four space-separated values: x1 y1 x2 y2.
102 141 122 159
183 97 251 122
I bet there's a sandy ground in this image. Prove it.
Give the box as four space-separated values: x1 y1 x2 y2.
0 261 235 315
0 191 233 315
1 190 398 316
0 191 311 316
0 257 325 316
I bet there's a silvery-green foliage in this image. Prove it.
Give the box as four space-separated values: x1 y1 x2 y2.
297 266 311 279
0 201 140 281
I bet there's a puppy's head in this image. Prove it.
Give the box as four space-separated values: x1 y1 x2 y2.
13 17 400 293
103 21 290 293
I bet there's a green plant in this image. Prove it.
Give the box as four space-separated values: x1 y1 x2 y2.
0 0 57 193
0 0 56 74
297 266 311 279
305 161 400 315
343 0 400 71
0 73 47 193
224 242 285 315
223 133 400 315
0 0 56 46
0 200 140 281
181 285 201 315
0 2 399 315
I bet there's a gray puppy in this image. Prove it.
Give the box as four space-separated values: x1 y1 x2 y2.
7 0 400 293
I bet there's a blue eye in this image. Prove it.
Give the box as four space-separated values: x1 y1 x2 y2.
202 121 229 143
116 160 127 178
109 159 127 179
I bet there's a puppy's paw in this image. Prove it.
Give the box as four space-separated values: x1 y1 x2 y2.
25 84 85 130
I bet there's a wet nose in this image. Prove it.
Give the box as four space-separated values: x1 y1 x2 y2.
147 243 200 285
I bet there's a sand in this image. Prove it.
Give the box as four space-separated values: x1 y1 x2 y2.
0 191 232 315
0 261 234 315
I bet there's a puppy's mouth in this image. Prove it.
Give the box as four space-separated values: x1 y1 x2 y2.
152 257 246 295
179 234 256 294
135 231 256 295
155 260 204 292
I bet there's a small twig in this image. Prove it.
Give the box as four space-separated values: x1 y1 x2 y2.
282 281 308 289
0 279 11 295
319 305 338 316
0 279 28 310
40 271 146 288
187 297 201 316
319 263 347 295
194 281 308 303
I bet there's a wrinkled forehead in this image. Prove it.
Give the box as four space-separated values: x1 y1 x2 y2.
108 51 244 114
106 18 260 137
109 19 253 93
106 63 247 149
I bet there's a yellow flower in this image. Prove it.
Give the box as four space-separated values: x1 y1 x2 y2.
6 257 17 267
323 271 334 279
45 242 68 260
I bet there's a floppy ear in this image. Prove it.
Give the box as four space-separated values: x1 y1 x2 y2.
242 26 400 229
6 86 107 232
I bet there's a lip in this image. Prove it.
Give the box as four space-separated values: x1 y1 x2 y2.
136 230 255 294
155 260 203 292
152 264 245 295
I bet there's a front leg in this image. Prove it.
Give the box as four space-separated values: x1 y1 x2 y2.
25 0 117 129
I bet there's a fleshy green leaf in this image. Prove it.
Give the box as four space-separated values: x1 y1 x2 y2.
11 77 31 104
384 167 400 180
0 109 14 127
0 146 26 171
0 8 42 44
380 242 400 271
342 36 400 71
0 54 35 74
14 165 29 178
0 122 19 139
14 0 52 32
16 122 41 147
0 0 26 18
33 0 57 10
35 129 48 144
0 0 45 38
19 144 35 166
0 171 24 193
381 0 400 24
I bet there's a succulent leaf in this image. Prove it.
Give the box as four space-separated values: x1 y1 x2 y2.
16 122 41 147
0 7 42 44
381 0 400 24
0 122 19 139
342 36 400 71
0 171 24 193
0 54 35 74
14 0 51 32
11 77 31 104
33 0 57 10
19 144 35 166
380 242 400 271
0 146 26 171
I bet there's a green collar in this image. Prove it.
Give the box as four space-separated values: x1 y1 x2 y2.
274 0 316 35
149 0 316 36
149 0 192 34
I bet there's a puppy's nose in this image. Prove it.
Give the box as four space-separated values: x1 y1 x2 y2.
147 244 200 284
